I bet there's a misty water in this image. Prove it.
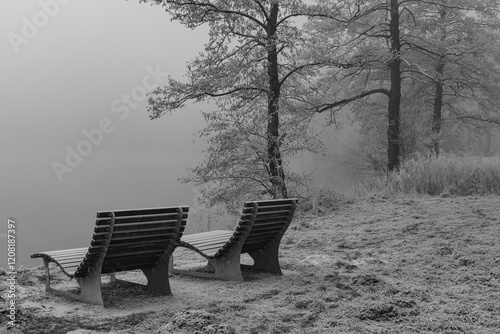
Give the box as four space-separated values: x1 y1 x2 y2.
1 131 355 269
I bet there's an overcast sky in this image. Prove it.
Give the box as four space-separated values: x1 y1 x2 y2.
0 0 210 266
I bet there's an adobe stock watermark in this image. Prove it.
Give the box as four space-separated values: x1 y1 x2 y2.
7 0 73 54
51 65 169 182
5 218 17 327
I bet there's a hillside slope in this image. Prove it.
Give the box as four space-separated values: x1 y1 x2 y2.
2 195 500 334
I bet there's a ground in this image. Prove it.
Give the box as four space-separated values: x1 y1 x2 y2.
1 195 500 334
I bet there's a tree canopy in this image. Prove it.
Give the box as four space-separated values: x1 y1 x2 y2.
138 0 351 204
138 0 500 204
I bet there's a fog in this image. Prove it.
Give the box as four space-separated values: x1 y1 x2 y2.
0 0 356 268
0 0 211 267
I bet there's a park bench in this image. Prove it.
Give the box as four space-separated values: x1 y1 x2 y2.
170 199 298 281
31 206 188 306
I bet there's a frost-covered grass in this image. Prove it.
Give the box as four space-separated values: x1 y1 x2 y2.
5 196 500 334
349 153 500 197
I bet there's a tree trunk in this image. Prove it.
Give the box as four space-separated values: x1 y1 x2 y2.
387 0 401 171
266 4 288 199
432 61 444 155
432 9 447 156
484 130 492 157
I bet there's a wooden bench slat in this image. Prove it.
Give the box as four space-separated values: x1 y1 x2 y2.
257 215 289 220
101 262 157 273
44 255 90 263
44 247 94 254
94 228 176 237
98 233 174 242
251 220 286 227
113 212 181 220
254 209 292 216
91 228 176 239
57 258 87 265
102 257 160 267
96 216 180 226
96 221 177 230
106 239 171 248
43 248 89 254
242 205 292 214
109 226 177 235
92 230 181 241
249 223 283 231
106 247 169 255
104 249 167 258
187 242 232 252
254 215 289 222
181 231 234 243
49 253 90 261
251 224 286 232
245 235 277 243
249 224 285 232
247 199 294 205
106 243 169 252
182 230 233 238
104 247 165 256
106 246 170 256
94 220 179 230
103 258 159 267
194 243 228 252
185 240 231 251
96 207 188 220
104 256 159 265
42 247 89 256
182 236 235 247
103 256 159 265
183 240 230 249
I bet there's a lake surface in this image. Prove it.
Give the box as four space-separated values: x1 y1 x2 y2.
0 150 201 268
1 149 355 269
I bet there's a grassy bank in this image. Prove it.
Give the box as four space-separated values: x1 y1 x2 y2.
2 195 500 333
348 154 500 197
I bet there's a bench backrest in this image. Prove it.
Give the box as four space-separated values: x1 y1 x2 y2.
240 199 297 253
215 199 297 258
74 206 188 277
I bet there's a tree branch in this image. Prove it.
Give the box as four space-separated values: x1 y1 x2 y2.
313 88 390 114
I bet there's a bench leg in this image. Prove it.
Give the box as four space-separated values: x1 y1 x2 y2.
211 249 243 281
141 254 172 295
42 258 51 292
170 250 243 281
168 256 174 272
75 271 104 306
109 256 173 295
108 272 141 288
40 259 104 306
45 270 104 306
248 239 283 275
